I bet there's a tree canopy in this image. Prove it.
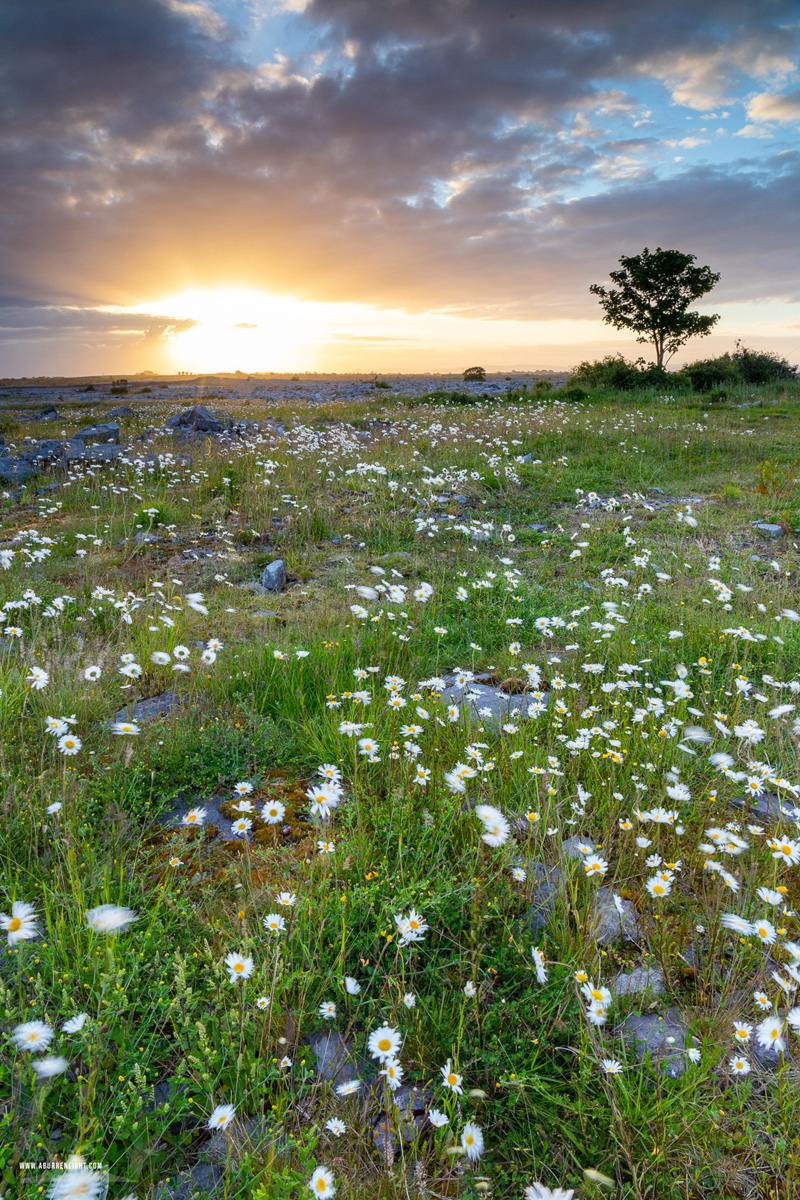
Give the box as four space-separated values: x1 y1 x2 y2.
590 247 720 366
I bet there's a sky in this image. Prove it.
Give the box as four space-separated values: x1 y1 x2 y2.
1 0 799 377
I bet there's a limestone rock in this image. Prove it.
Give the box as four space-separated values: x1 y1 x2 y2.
615 1008 690 1078
524 863 562 935
164 405 223 434
72 421 120 445
588 887 641 946
613 965 665 996
259 559 287 592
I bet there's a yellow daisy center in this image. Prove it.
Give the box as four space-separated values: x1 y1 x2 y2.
9 917 21 932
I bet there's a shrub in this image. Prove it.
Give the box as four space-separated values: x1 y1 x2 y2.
731 342 797 384
463 366 487 381
571 355 676 392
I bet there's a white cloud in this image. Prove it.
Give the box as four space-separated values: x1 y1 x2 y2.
734 123 774 139
747 90 800 124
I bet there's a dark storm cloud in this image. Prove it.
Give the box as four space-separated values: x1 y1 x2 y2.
0 0 798 364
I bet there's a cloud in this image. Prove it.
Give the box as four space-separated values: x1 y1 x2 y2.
747 90 800 124
0 0 799 372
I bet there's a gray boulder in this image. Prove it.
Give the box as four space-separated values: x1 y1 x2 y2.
72 421 120 445
23 406 59 422
113 691 179 724
562 834 596 862
0 457 37 484
153 1163 224 1200
751 522 786 537
259 559 287 592
614 965 665 996
524 863 562 935
587 887 642 946
615 1008 690 1078
440 676 549 725
729 792 798 823
20 440 69 464
107 405 134 418
307 1030 368 1085
164 405 223 434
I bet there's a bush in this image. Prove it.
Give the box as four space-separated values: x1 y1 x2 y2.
463 366 487 381
571 355 675 392
732 342 797 385
679 344 797 391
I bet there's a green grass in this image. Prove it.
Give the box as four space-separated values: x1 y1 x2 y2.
1 384 800 1199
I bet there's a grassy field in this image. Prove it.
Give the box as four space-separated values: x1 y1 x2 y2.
1 379 800 1200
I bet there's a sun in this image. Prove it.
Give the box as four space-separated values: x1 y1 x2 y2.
134 287 325 372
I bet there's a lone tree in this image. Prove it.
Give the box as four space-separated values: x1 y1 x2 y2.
590 247 720 367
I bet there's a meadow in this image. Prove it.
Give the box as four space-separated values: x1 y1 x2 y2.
1 377 800 1200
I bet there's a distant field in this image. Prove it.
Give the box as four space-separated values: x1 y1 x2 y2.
1 381 799 1200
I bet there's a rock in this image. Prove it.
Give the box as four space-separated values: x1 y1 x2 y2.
259 559 287 592
164 405 223 434
153 1162 225 1200
252 610 278 619
84 443 125 463
588 887 642 946
614 965 665 996
0 457 37 484
307 1031 367 1085
440 676 549 725
107 405 134 418
20 439 69 464
372 1085 434 1154
615 1008 690 1078
524 863 562 935
562 835 595 861
159 794 230 834
113 691 179 724
72 421 120 445
23 406 59 422
519 452 533 463
751 522 786 537
206 1116 276 1163
729 792 799 823
526 523 548 533
134 531 160 545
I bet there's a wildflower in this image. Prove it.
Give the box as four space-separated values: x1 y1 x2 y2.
27 666 49 690
720 913 752 935
686 1047 701 1064
58 733 82 756
317 840 335 854
111 721 140 736
344 976 361 996
769 838 800 865
381 1058 404 1089
733 1022 752 1043
752 918 776 945
464 980 477 998
308 1167 336 1198
256 997 270 1010
429 1108 449 1127
319 1001 337 1020
583 855 608 878
403 992 416 1008
461 1122 484 1161
511 866 527 882
151 651 171 666
225 953 253 984
1 900 39 946
208 1104 236 1130
263 914 286 934
47 1168 108 1199
729 1056 751 1075
12 1021 53 1052
531 946 547 983
756 1015 786 1054
62 1014 87 1034
524 1185 575 1200
441 1059 463 1093
369 1026 401 1062
753 991 771 1011
279 1055 292 1069
261 800 286 824
33 1056 69 1078
325 1118 346 1137
335 1079 361 1096
83 666 102 681
394 908 428 945
182 807 206 828
84 905 138 934
646 877 672 899
475 803 510 847
582 983 612 1006
601 1059 623 1075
